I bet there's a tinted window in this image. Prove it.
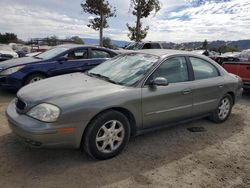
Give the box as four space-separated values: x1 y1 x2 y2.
92 50 111 58
66 49 88 60
189 57 219 80
142 43 161 49
149 57 189 83
150 43 161 49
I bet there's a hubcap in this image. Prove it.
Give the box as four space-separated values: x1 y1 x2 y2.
29 77 43 84
218 98 230 120
96 120 125 153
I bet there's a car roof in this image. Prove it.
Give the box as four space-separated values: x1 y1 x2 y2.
131 49 196 57
56 44 114 51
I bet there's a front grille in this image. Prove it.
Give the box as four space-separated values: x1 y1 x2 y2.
16 98 26 111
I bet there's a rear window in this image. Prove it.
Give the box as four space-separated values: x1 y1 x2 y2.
189 57 219 80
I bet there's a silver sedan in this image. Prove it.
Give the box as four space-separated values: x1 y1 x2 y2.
6 50 243 160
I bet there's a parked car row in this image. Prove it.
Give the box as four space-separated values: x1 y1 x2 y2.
5 48 243 160
0 44 118 90
0 44 19 61
192 50 224 64
125 41 170 50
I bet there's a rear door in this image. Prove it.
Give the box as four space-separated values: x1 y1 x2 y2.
142 56 193 128
189 56 225 115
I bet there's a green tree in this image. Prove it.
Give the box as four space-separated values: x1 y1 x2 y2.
218 45 239 53
81 0 116 47
71 36 85 44
44 35 59 46
103 37 112 48
127 0 161 42
0 33 18 44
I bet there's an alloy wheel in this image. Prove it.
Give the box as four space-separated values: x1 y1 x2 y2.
29 77 44 83
218 98 231 120
95 120 125 153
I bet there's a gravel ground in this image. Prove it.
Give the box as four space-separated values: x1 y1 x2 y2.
0 89 250 188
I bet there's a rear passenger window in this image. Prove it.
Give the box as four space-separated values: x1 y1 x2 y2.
189 57 219 80
91 50 111 58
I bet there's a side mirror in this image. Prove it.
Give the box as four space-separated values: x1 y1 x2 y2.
57 56 68 63
152 77 168 86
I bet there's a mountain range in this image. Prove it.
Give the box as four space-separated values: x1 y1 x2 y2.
83 38 250 50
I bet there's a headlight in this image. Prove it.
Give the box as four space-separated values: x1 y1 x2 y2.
0 66 25 76
27 103 60 122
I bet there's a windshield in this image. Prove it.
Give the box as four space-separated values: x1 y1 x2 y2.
125 42 144 50
36 47 68 60
88 53 159 86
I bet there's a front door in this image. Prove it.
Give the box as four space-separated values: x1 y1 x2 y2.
142 56 193 129
53 48 90 75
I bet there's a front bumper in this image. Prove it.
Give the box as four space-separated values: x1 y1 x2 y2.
6 100 83 148
0 75 23 90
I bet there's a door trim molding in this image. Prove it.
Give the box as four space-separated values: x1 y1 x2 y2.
146 104 192 116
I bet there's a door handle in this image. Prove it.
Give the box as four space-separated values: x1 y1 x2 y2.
218 84 224 88
182 89 192 95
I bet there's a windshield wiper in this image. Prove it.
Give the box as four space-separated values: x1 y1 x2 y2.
87 72 122 85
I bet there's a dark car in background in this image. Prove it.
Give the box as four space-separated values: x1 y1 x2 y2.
0 44 118 90
193 50 224 64
125 41 168 50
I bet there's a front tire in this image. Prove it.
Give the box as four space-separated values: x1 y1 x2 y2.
82 110 131 160
210 94 233 123
24 73 46 85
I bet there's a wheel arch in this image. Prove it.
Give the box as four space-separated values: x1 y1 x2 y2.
22 71 48 86
227 91 235 105
80 107 137 148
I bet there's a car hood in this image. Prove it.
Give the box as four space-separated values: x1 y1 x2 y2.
0 56 42 69
0 50 17 55
17 73 126 105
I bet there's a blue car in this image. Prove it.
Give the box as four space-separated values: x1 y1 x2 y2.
0 45 118 90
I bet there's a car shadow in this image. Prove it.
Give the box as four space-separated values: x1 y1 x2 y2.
0 88 16 103
0 110 246 187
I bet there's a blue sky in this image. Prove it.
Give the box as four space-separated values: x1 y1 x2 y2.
0 0 249 42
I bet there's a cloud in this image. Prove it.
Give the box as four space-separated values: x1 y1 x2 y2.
0 0 249 42
0 2 103 39
144 0 250 42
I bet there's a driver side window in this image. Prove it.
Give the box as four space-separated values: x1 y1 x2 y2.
65 49 88 60
148 57 189 84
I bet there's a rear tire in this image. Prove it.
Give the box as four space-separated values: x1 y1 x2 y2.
82 110 131 160
210 94 233 123
24 73 46 85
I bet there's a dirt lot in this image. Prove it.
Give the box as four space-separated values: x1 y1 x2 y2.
0 89 250 188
